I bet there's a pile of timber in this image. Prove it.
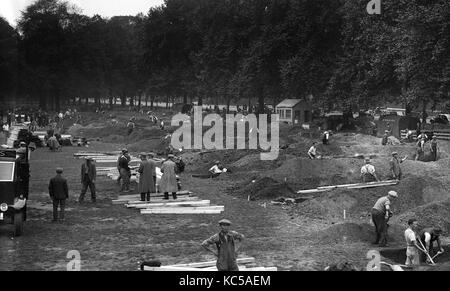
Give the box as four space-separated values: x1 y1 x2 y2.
6 126 20 148
113 191 225 215
75 153 141 163
297 180 399 195
143 257 277 271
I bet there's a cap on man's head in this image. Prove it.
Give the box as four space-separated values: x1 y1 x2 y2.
215 161 221 165
365 158 371 163
122 148 128 153
56 168 64 174
392 152 398 156
20 142 26 146
219 219 231 226
140 152 147 157
388 191 398 198
433 136 437 139
168 154 175 158
408 218 417 226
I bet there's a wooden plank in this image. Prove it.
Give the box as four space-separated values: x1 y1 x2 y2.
141 206 224 212
317 180 398 190
296 189 330 194
118 191 192 200
130 200 211 209
167 258 255 269
126 197 199 205
141 209 224 214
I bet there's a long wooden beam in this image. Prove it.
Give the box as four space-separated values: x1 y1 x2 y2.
297 180 399 194
130 200 211 209
126 197 200 206
166 258 255 268
141 206 224 213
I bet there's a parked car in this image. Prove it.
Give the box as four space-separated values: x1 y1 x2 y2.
430 114 449 124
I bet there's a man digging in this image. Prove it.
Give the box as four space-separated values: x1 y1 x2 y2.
371 191 398 247
202 219 245 271
360 158 379 183
419 227 445 264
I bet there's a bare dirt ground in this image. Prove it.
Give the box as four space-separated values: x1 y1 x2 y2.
1 111 450 271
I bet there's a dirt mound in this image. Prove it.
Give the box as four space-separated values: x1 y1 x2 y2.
270 158 361 190
290 176 448 221
229 177 295 200
313 223 405 245
186 150 261 173
395 199 450 234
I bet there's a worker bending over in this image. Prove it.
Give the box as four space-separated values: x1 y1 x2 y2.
308 142 319 159
361 158 379 183
371 191 398 247
419 227 444 263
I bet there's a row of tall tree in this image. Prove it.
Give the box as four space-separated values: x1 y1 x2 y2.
1 0 450 113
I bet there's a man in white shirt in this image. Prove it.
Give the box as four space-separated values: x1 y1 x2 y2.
209 161 227 178
308 142 319 159
404 219 426 267
361 158 379 182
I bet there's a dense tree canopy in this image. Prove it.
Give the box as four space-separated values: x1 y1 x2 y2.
1 0 450 113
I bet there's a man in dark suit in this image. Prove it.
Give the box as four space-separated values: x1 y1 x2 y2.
48 168 69 222
79 157 97 203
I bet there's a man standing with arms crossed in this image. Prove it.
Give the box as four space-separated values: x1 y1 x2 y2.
202 219 245 271
371 191 398 247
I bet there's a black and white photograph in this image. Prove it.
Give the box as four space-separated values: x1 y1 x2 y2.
1 0 450 275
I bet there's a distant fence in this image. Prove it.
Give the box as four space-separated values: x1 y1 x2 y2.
433 130 450 141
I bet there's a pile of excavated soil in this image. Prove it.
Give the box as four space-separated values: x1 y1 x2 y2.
289 176 448 221
270 157 362 190
186 150 261 173
312 223 404 245
395 199 450 233
229 176 295 200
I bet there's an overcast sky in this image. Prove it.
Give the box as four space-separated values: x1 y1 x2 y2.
0 0 165 26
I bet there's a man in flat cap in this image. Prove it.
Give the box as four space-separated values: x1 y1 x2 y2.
118 149 132 192
48 168 69 222
371 191 398 247
79 157 97 203
202 219 245 271
389 152 407 180
138 153 156 202
160 154 178 200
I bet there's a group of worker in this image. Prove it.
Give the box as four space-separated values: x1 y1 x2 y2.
372 191 445 267
117 148 184 200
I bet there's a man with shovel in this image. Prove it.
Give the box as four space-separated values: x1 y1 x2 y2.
404 219 428 267
419 227 444 264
